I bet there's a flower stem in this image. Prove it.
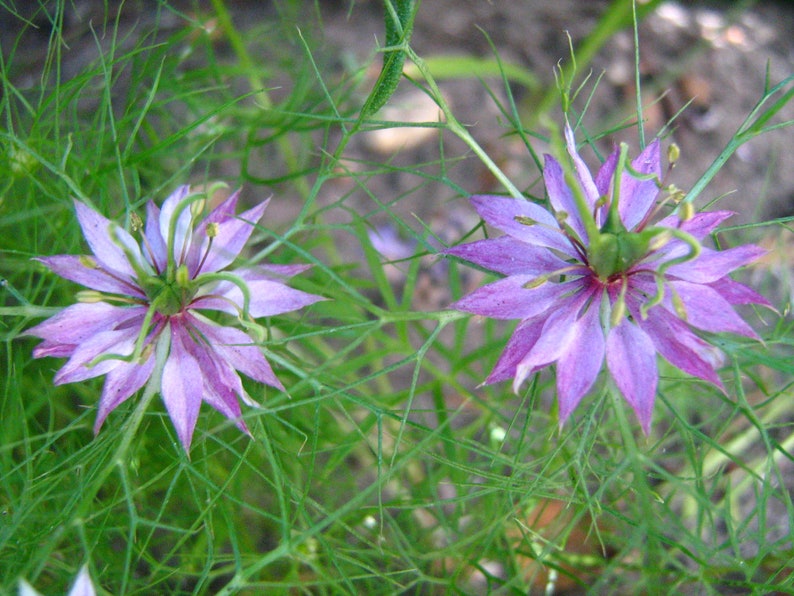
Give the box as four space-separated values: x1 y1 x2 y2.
73 333 169 521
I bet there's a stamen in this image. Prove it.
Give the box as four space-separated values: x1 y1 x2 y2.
194 223 218 276
76 290 144 306
610 277 629 327
522 265 583 289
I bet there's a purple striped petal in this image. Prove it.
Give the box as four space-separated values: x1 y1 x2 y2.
74 200 143 279
36 255 144 297
190 315 284 390
556 300 605 423
543 154 588 242
191 278 325 318
606 320 658 434
444 235 571 276
709 277 774 309
564 124 601 209
94 354 156 433
485 318 545 385
161 322 203 451
54 326 141 385
26 303 145 345
260 263 313 279
594 147 618 199
196 200 269 275
669 280 760 338
451 276 582 320
657 210 735 239
181 321 250 433
632 300 724 388
144 200 168 272
667 245 767 283
158 185 193 266
619 139 661 230
470 195 577 257
512 288 594 391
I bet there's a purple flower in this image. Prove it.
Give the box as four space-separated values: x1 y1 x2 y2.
26 185 324 451
445 126 770 433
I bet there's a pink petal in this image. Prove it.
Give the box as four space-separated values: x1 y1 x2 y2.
555 301 605 423
161 322 204 451
158 186 193 266
669 280 760 339
485 318 545 384
197 199 269 274
657 210 735 239
512 289 594 391
74 200 144 279
191 278 324 318
606 320 658 434
629 297 724 388
26 303 145 345
619 139 661 230
451 276 582 320
543 154 588 242
36 255 144 297
190 315 284 390
709 277 774 309
564 124 601 209
144 200 168 272
444 236 571 276
53 325 141 385
666 245 767 283
94 354 156 433
470 195 577 257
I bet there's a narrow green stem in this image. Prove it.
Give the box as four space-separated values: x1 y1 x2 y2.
210 0 311 198
74 330 169 521
405 47 524 200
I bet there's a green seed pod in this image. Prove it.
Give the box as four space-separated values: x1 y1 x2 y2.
363 0 415 116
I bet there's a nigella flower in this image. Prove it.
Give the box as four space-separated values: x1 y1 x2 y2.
445 125 770 432
26 185 324 451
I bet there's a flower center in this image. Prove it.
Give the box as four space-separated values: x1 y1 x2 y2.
587 227 661 281
139 264 197 316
